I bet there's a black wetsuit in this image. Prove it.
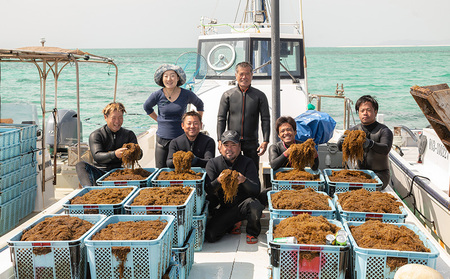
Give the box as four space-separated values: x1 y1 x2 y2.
217 86 270 170
338 121 393 189
76 125 138 186
205 154 264 242
166 132 216 168
269 140 319 171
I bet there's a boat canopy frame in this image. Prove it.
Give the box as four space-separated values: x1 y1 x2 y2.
0 47 118 189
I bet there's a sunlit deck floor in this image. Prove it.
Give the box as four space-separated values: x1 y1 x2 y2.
190 216 270 279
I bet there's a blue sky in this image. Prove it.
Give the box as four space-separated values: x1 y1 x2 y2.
1 0 449 49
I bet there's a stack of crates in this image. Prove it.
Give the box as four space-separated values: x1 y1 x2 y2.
0 124 37 235
150 167 207 278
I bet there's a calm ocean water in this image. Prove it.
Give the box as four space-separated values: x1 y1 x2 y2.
1 46 449 141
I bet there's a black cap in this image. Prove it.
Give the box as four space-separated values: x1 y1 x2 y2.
220 130 240 143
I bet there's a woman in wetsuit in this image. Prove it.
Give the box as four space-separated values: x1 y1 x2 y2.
143 64 204 168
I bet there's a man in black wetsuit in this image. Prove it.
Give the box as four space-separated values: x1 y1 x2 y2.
337 95 393 189
205 130 264 244
76 102 141 186
166 111 215 168
217 62 270 172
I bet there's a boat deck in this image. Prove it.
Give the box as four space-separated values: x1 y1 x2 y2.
1 185 450 279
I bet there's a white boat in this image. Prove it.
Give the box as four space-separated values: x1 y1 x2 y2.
1 1 450 279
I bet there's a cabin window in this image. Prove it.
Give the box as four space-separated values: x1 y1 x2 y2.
198 39 248 78
251 39 304 79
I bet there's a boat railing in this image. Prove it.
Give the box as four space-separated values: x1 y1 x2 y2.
309 84 356 130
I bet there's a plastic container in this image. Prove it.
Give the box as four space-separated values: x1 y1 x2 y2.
124 187 195 247
63 186 138 215
84 215 175 279
0 123 38 141
192 201 209 252
0 127 20 147
20 138 37 153
344 221 439 279
171 228 196 279
0 181 21 205
0 196 20 236
96 167 157 187
271 168 326 191
20 162 37 179
0 156 21 176
164 265 178 279
20 151 37 166
21 173 37 192
151 167 206 215
323 168 383 196
0 143 20 161
0 169 21 191
20 185 37 219
334 194 407 223
8 214 106 279
268 218 349 279
268 190 337 220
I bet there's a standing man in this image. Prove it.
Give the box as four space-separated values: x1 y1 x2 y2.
217 62 271 171
166 111 215 168
76 102 141 186
338 95 393 189
205 130 264 244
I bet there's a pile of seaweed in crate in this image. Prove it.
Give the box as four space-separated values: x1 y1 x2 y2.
0 123 38 236
266 130 439 279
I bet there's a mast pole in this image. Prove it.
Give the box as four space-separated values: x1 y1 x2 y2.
271 0 280 143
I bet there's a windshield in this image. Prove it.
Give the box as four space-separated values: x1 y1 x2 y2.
198 38 304 79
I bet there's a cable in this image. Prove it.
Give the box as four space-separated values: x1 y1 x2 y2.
402 174 437 231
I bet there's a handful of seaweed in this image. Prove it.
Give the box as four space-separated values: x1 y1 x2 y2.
342 130 366 167
220 169 239 203
288 138 316 170
173 150 194 174
122 143 142 170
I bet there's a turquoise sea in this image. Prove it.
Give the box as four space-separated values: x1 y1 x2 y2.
1 46 449 141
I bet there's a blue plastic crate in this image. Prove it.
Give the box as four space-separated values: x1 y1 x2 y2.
0 156 21 176
0 196 20 236
124 187 195 247
268 218 349 279
20 138 37 153
0 123 38 141
8 214 106 279
0 143 20 160
0 169 21 191
63 186 138 215
20 151 37 166
19 185 37 219
84 214 175 279
271 168 326 191
96 167 158 187
20 162 37 179
0 128 20 147
334 193 407 223
193 201 209 252
172 228 196 279
151 167 206 215
324 168 383 196
21 173 37 192
268 190 336 220
344 221 439 279
0 182 21 205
